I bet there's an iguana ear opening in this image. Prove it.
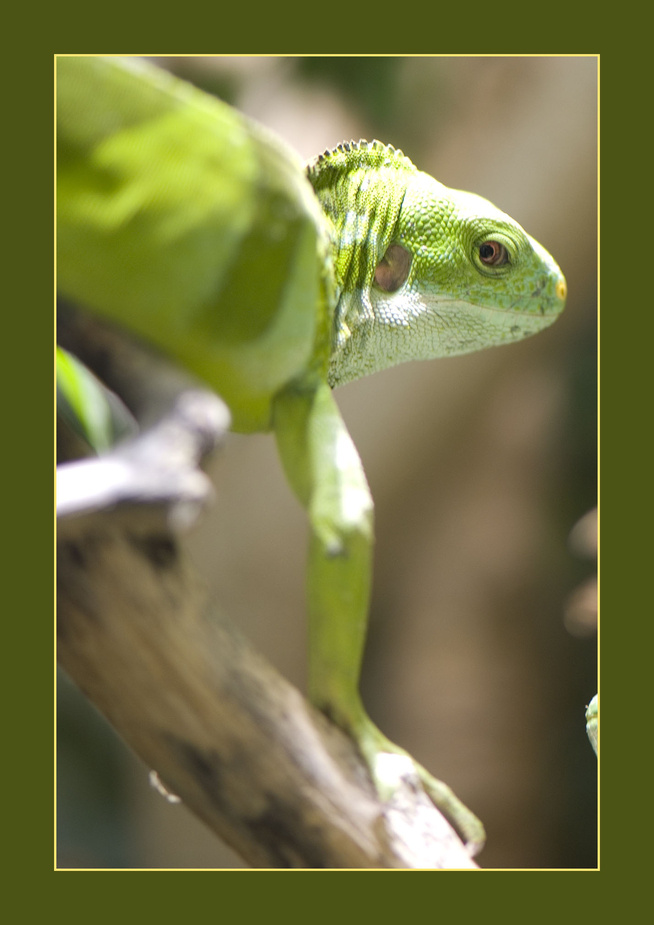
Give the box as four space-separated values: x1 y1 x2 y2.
374 244 411 293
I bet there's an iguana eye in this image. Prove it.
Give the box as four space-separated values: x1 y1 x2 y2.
479 241 508 266
374 244 412 292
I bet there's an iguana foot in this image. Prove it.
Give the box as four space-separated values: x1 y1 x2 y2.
586 694 598 756
352 717 486 856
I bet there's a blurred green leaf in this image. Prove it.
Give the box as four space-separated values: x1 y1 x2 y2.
56 346 136 453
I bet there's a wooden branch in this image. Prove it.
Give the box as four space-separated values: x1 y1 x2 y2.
56 307 478 869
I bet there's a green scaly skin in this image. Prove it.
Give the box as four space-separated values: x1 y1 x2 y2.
57 57 567 857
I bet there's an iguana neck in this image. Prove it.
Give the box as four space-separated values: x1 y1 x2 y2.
307 141 417 380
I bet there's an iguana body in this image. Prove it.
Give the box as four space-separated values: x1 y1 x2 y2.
57 56 566 855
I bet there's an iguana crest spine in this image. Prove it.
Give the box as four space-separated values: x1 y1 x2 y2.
306 139 417 184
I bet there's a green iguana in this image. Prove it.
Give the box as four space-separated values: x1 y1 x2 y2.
57 56 566 855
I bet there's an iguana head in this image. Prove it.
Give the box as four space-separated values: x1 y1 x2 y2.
389 175 567 348
313 142 566 387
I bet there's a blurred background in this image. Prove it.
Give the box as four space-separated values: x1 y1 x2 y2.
57 55 598 869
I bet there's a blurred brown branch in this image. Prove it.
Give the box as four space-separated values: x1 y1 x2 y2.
56 308 478 869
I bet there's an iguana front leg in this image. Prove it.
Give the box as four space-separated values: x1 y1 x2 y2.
273 379 485 854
